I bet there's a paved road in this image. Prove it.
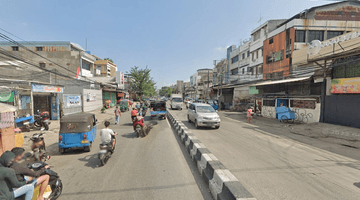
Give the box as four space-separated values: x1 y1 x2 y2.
46 111 212 200
170 106 360 200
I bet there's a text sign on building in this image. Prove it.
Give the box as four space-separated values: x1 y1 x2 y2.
330 77 360 94
86 93 96 102
249 86 259 94
65 95 81 107
308 31 360 55
31 84 63 93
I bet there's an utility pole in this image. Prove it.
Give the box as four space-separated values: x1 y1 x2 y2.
218 74 223 111
207 69 210 100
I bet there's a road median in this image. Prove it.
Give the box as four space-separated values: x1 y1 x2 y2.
167 110 257 200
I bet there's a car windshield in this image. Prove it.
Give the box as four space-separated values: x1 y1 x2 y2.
173 98 182 102
196 106 215 113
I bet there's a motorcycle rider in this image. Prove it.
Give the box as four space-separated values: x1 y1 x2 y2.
131 108 137 122
133 113 145 137
100 121 117 151
0 151 35 200
10 147 50 200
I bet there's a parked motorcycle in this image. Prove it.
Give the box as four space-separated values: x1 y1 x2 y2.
29 132 50 162
23 153 63 200
98 136 116 166
34 110 51 131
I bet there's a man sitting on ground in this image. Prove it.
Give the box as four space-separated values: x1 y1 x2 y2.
11 147 50 200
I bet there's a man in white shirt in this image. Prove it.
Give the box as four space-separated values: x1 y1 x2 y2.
100 121 117 150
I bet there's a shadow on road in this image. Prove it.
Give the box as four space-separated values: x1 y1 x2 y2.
78 154 100 168
121 132 138 139
180 120 217 131
354 182 360 189
123 123 134 126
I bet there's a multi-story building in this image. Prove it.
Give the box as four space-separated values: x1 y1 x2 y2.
197 68 213 100
225 45 236 84
94 59 117 77
0 41 96 80
228 41 251 84
249 20 286 81
263 1 360 80
213 59 227 86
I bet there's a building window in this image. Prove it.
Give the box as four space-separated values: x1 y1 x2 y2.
269 38 273 44
82 61 91 70
242 68 245 74
231 68 238 75
259 66 263 74
39 63 45 68
253 31 260 41
308 30 324 42
247 51 250 57
231 55 239 63
242 53 245 59
295 30 306 43
12 46 19 51
36 47 43 51
327 31 343 40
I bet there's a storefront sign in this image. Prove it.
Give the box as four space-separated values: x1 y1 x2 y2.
0 88 13 102
66 95 81 107
308 31 360 55
86 93 96 102
249 86 259 94
32 84 63 93
330 77 360 94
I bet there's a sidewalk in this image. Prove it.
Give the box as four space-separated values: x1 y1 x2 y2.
22 107 117 154
221 111 360 149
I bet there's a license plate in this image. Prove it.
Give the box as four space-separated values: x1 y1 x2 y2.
99 150 107 153
81 140 89 144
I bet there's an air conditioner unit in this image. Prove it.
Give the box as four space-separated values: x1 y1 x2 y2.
96 69 101 75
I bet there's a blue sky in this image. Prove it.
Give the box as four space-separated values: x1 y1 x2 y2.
0 0 329 88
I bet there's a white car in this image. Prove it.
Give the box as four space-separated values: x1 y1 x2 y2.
187 103 220 129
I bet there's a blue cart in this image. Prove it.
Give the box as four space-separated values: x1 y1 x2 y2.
275 106 295 123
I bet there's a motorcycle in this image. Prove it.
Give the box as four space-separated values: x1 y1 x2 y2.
34 110 51 131
23 153 63 200
135 125 146 138
98 136 116 166
29 132 50 162
142 108 147 117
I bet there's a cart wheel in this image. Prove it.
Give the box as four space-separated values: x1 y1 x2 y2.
280 115 288 123
59 148 65 154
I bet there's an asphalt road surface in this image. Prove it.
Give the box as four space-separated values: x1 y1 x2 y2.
47 111 212 200
170 105 360 200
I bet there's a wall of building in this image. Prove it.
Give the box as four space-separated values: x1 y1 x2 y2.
83 89 103 112
263 28 295 80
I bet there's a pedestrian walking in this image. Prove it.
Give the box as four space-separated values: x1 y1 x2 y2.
247 106 253 123
114 106 121 124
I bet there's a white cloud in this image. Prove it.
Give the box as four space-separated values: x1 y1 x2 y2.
22 22 27 26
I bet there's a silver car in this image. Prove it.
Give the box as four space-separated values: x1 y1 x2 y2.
187 103 220 129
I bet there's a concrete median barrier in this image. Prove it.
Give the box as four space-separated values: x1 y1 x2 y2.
166 110 257 200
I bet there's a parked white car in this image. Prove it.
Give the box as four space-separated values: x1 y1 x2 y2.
187 103 220 129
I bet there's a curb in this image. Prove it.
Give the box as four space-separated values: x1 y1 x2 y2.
167 110 257 200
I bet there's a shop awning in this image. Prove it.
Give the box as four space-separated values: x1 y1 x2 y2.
251 76 311 86
0 103 17 113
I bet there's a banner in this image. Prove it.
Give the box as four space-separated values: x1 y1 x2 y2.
86 93 96 102
330 77 360 94
32 84 63 93
66 95 81 107
0 89 13 102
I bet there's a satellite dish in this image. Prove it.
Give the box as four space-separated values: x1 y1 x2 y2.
307 40 322 56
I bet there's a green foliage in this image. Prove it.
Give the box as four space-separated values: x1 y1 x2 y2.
127 66 157 98
104 58 114 63
159 86 176 97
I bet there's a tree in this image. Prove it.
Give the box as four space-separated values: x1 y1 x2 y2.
104 58 114 63
127 66 157 98
159 86 176 97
